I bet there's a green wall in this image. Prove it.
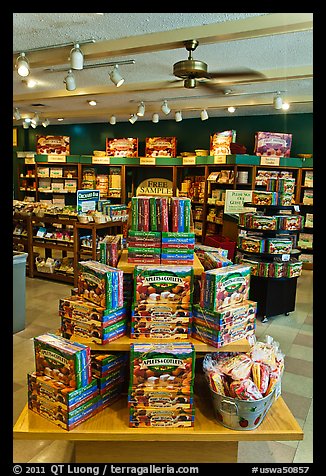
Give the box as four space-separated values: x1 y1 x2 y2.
22 113 313 157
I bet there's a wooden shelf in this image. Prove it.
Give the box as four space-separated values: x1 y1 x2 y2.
33 270 74 283
71 335 251 353
13 394 302 443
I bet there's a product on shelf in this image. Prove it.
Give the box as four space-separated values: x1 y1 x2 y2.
77 260 124 309
91 352 128 379
265 238 292 254
61 314 128 345
59 296 126 324
203 335 284 430
34 333 92 390
255 170 293 187
254 131 292 158
171 197 192 232
106 137 138 157
277 192 293 206
238 236 265 253
302 189 313 205
129 342 195 427
131 196 169 232
99 235 122 267
36 135 70 155
252 191 278 206
192 300 256 348
194 244 232 270
145 137 177 157
210 130 236 156
304 171 313 187
134 265 194 306
200 264 251 312
278 215 304 231
161 231 195 265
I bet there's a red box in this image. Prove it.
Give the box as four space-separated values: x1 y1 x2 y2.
204 234 236 261
106 138 138 157
145 137 177 158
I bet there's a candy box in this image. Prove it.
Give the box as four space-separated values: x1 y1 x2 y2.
266 238 292 254
129 406 195 428
128 387 193 409
27 372 98 412
200 265 251 312
238 236 265 253
268 261 285 278
194 244 228 258
251 216 277 230
252 191 278 206
193 301 256 329
132 302 192 319
99 383 124 409
77 260 123 310
91 352 128 378
130 343 195 390
210 130 235 156
254 131 292 158
34 333 91 389
106 137 138 157
286 260 303 278
133 265 194 305
279 215 303 231
59 296 126 325
145 137 177 158
36 135 70 156
96 366 127 393
278 192 293 206
237 258 259 276
130 321 191 340
61 317 127 345
28 391 100 431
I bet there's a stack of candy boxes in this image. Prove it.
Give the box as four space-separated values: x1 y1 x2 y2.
193 264 257 348
131 265 194 340
251 176 296 206
28 333 126 430
60 260 127 345
128 342 196 428
128 197 195 265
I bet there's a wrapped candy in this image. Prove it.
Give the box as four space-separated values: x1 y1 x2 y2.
230 378 263 401
251 362 270 394
218 354 253 380
209 373 226 395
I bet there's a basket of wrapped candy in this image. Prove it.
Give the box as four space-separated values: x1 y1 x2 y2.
203 336 284 430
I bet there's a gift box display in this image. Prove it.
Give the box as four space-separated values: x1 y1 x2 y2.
254 131 292 158
161 231 195 265
128 342 195 427
145 137 177 157
106 137 138 157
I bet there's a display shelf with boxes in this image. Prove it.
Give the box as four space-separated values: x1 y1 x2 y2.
296 167 313 269
236 190 303 322
35 162 79 206
80 164 123 201
16 153 37 201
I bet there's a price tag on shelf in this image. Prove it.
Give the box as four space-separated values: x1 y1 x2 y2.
182 156 196 166
140 157 156 166
214 155 226 164
281 254 290 261
48 155 66 163
294 205 300 212
260 156 280 166
24 157 35 164
92 156 111 164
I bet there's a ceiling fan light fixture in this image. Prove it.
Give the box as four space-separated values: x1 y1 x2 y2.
64 69 76 91
110 65 125 87
200 109 209 121
273 92 283 110
184 78 196 89
13 107 21 120
129 114 138 124
152 113 159 123
175 111 183 122
161 100 170 115
70 43 84 70
109 115 117 125
137 101 145 117
16 52 30 77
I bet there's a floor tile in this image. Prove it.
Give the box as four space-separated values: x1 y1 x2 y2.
28 441 75 463
304 314 313 325
293 333 313 347
287 344 313 362
13 440 54 463
281 391 312 421
238 440 296 463
284 356 313 378
281 373 313 398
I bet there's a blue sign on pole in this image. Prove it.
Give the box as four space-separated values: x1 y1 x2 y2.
77 189 100 214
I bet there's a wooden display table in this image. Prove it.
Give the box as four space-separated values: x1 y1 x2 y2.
118 249 204 276
13 392 303 463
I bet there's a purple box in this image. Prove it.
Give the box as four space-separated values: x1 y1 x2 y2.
254 132 292 158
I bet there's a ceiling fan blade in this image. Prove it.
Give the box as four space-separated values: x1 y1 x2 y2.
197 81 226 93
207 69 265 80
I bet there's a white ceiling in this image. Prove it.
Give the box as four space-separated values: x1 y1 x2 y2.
13 12 313 125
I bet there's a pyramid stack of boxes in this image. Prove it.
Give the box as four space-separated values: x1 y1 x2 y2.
193 264 257 348
128 342 196 428
131 265 194 340
60 260 127 345
128 196 195 265
28 333 127 430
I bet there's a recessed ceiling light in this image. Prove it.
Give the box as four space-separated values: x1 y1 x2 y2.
57 118 64 121
228 106 236 113
88 100 97 106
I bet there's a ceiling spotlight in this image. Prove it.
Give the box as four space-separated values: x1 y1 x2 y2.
137 102 145 117
58 118 64 121
228 106 236 113
88 100 97 106
22 120 30 129
273 92 283 110
200 109 209 121
161 100 171 115
109 65 125 87
16 53 30 77
26 79 37 88
282 102 290 111
175 111 182 122
152 113 159 123
30 122 37 129
42 118 50 127
24 118 31 123
70 43 84 70
13 108 21 120
109 115 117 125
64 69 76 91
129 114 138 124
31 113 39 126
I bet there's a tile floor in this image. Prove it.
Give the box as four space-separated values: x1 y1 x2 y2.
13 271 313 463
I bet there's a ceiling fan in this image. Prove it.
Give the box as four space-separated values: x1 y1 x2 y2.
170 39 264 91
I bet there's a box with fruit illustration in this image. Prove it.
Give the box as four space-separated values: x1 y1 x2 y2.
129 406 195 428
133 265 193 306
145 137 177 158
128 387 193 409
59 296 126 326
34 333 92 390
106 137 138 157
